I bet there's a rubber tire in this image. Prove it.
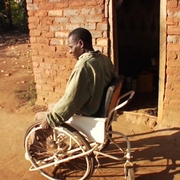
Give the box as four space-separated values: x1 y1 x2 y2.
126 167 135 180
24 119 42 147
24 122 95 180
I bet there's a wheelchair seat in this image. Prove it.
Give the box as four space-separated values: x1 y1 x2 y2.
67 75 135 143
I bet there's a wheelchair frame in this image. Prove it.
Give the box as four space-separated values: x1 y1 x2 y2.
24 76 135 180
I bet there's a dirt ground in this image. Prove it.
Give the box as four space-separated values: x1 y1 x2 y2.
0 31 180 180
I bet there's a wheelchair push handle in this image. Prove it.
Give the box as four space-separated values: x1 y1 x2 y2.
108 90 135 117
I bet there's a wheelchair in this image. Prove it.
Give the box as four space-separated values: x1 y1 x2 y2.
24 75 135 180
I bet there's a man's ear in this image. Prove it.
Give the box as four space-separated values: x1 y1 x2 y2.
78 39 84 48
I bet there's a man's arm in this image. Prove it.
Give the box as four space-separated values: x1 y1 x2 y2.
46 65 92 127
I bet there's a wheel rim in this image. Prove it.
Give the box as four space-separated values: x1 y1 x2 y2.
25 126 94 180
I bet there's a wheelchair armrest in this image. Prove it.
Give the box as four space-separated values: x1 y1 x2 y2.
108 90 135 118
117 90 135 107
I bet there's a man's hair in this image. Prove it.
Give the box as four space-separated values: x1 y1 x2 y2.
68 28 92 48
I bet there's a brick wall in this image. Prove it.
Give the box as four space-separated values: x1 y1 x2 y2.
27 0 180 126
26 0 109 106
163 0 180 126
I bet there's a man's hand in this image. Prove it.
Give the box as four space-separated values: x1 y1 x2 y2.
41 119 51 129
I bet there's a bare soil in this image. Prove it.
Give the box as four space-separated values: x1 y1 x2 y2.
0 31 180 180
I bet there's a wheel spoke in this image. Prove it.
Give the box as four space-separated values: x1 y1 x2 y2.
25 123 94 180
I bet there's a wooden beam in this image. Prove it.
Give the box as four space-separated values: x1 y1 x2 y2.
158 0 166 123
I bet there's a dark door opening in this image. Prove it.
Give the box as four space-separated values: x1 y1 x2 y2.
115 0 160 116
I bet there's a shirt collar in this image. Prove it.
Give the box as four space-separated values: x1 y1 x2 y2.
78 50 100 60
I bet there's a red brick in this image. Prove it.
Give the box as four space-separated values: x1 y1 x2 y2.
166 19 175 26
80 8 91 15
168 26 180 35
167 51 178 60
35 10 48 16
103 31 108 38
65 24 81 31
169 6 180 15
56 46 68 53
40 25 50 32
27 4 39 11
97 22 108 31
169 100 180 107
94 46 102 52
50 25 63 32
167 44 180 51
167 1 178 8
50 38 64 45
91 30 103 38
42 84 54 92
26 0 33 3
34 0 48 3
36 78 47 85
174 82 180 89
43 32 54 38
86 14 104 23
27 11 35 16
54 87 66 96
70 16 85 23
64 9 78 16
30 37 36 43
167 60 180 68
49 10 63 16
169 76 180 83
39 3 54 10
38 50 54 57
36 37 49 44
102 47 108 55
167 66 180 76
86 0 104 6
28 23 37 30
31 43 39 49
69 0 85 7
55 17 69 23
28 17 40 24
55 31 69 38
55 2 69 8
81 23 96 30
44 18 54 25
97 38 108 46
90 6 104 15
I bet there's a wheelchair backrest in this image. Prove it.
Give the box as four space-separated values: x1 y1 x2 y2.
105 75 124 116
97 75 124 117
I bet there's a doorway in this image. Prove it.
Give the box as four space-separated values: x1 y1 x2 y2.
114 0 160 116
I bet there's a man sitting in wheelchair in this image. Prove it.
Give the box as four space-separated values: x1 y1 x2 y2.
39 27 118 129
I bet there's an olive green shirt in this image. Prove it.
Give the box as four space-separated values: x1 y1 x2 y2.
46 51 117 127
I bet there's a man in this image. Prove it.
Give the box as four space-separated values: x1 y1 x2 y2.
41 28 117 129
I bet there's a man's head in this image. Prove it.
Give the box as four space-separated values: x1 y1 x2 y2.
68 28 94 60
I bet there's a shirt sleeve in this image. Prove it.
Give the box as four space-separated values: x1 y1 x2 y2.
46 64 92 127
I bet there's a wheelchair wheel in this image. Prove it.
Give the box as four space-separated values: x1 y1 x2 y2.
24 123 95 180
125 166 135 180
24 120 42 147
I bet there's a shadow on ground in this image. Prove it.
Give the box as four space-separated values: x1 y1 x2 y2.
88 125 180 180
129 127 180 180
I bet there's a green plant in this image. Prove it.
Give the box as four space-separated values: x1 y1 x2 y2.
10 0 28 31
15 80 37 106
0 0 28 32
